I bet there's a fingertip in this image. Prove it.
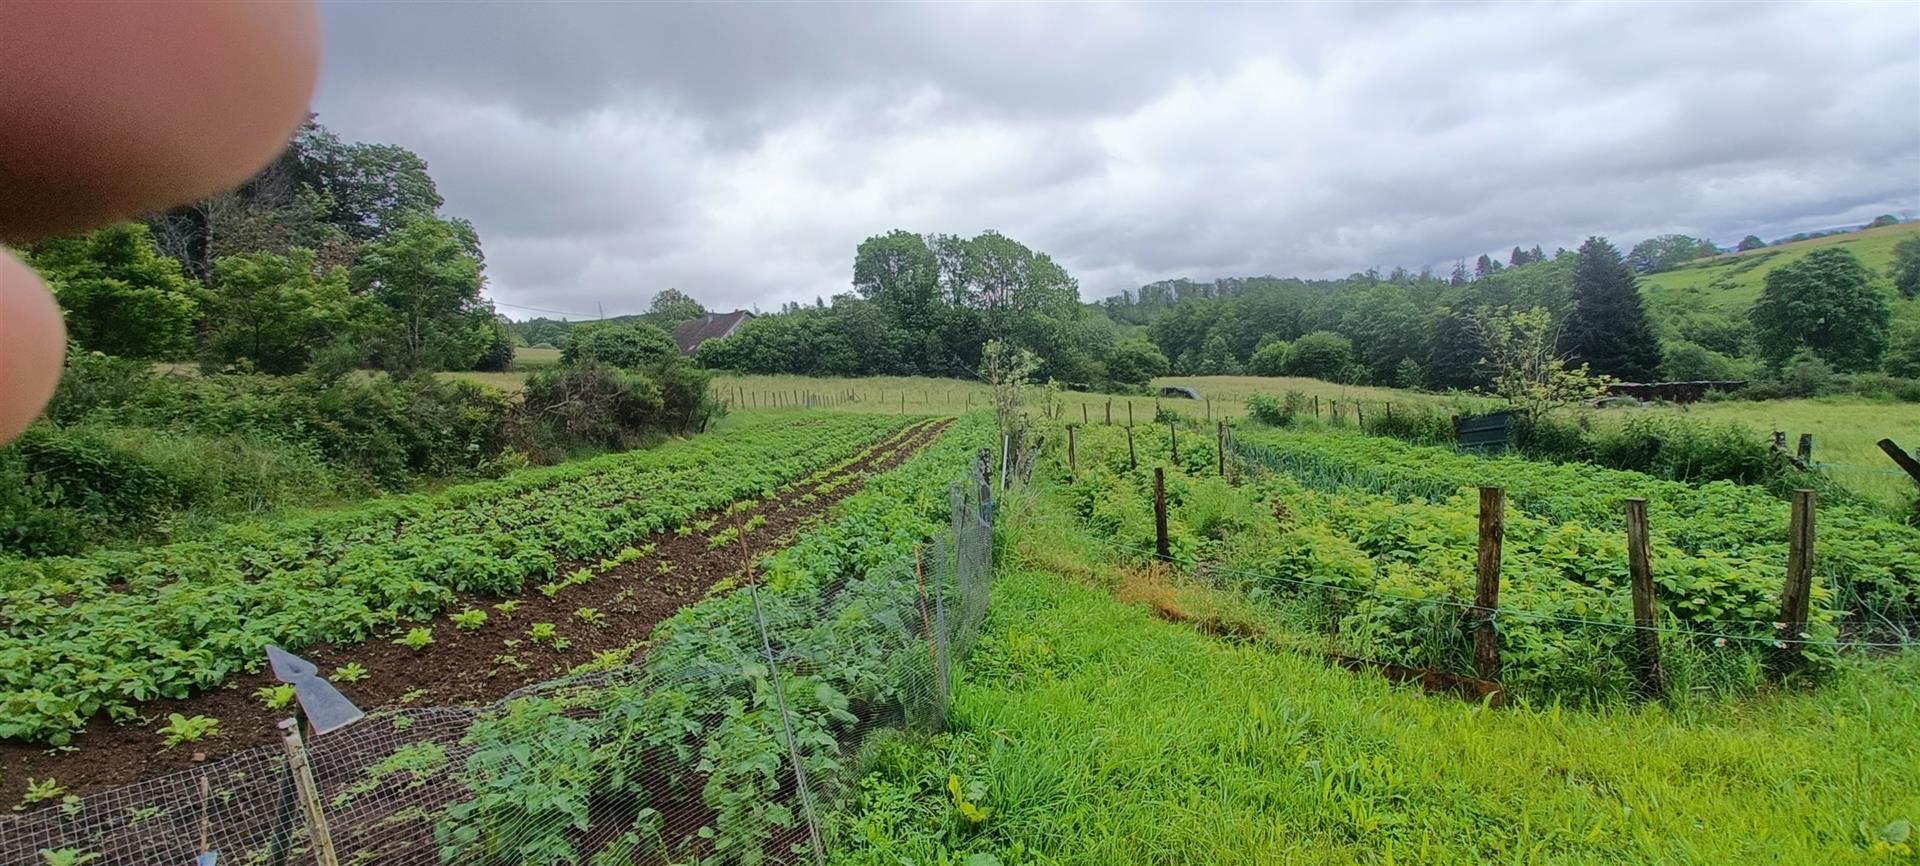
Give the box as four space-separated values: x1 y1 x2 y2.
0 1 322 241
0 251 66 444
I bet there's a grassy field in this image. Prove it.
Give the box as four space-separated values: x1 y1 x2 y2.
826 482 1920 865
1628 397 1920 506
434 365 1917 505
1641 223 1920 320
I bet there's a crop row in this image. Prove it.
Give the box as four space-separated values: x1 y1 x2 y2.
430 413 992 864
1221 425 1920 620
1066 423 1838 703
0 413 914 744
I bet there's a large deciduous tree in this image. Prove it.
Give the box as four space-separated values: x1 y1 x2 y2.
353 216 493 373
202 249 362 374
1737 235 1767 252
1750 248 1890 372
643 289 706 330
28 223 201 360
1626 234 1717 274
1565 236 1662 381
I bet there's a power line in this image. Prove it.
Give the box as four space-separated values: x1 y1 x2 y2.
486 299 612 320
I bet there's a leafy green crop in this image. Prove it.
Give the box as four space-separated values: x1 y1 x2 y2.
156 712 218 748
1226 425 1920 619
1065 422 1863 702
434 413 989 862
0 413 910 743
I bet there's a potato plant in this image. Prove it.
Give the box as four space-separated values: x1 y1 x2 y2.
0 414 909 743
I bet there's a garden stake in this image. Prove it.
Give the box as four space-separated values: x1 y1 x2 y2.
1473 486 1504 681
1773 489 1816 678
1153 468 1170 562
1625 498 1666 699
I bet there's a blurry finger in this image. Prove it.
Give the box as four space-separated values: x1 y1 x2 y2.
0 250 66 443
0 1 321 241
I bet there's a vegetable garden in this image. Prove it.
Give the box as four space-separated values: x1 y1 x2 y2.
2 410 1002 865
1059 418 1919 704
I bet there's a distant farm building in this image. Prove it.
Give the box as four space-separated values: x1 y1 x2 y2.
670 311 754 355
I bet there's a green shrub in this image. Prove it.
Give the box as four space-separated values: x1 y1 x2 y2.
1246 391 1309 427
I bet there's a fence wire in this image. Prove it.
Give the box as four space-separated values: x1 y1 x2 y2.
2 479 994 866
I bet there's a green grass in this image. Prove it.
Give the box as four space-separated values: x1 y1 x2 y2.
1642 223 1920 320
827 483 1920 865
1626 397 1920 508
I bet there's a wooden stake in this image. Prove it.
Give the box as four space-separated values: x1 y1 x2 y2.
1153 468 1170 561
1128 400 1134 425
1106 399 1112 425
1082 403 1089 424
1169 421 1179 463
1067 425 1078 480
1797 433 1813 465
1356 401 1365 428
1217 421 1227 478
1880 438 1920 485
278 719 342 866
1313 395 1320 417
1774 489 1816 677
1206 398 1212 422
1473 486 1504 682
1126 425 1137 470
1624 498 1665 699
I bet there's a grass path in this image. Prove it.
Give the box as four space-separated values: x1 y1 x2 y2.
826 487 1920 865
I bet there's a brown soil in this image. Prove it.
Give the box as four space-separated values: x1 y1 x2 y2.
0 418 951 808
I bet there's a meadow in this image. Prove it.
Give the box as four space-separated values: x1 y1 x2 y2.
1640 222 1920 318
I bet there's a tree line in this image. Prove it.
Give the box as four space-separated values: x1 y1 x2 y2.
23 115 510 376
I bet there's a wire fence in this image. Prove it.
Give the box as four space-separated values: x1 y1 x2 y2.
2 477 995 866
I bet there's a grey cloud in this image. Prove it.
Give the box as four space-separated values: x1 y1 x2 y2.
311 1 1920 318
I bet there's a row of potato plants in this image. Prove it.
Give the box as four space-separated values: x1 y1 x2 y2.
433 413 992 866
1065 423 1837 703
0 413 913 744
1220 424 1920 622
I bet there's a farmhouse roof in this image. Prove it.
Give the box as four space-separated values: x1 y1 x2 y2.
670 310 754 355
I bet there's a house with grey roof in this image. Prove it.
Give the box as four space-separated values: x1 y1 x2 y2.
669 310 754 355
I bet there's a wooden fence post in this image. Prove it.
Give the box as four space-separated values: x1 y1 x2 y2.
1880 438 1920 486
1217 421 1227 478
1126 425 1137 470
1356 401 1365 428
1797 434 1813 465
1773 430 1787 450
1082 403 1089 424
1206 398 1212 422
1624 498 1665 699
1128 400 1134 425
278 719 342 866
1153 468 1170 562
1169 421 1179 463
1473 486 1504 681
1773 489 1816 677
1313 395 1320 417
1105 399 1112 425
1067 425 1078 481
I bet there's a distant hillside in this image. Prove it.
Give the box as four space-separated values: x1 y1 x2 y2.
1642 222 1920 323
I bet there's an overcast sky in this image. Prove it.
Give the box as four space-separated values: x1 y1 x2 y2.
312 1 1920 320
